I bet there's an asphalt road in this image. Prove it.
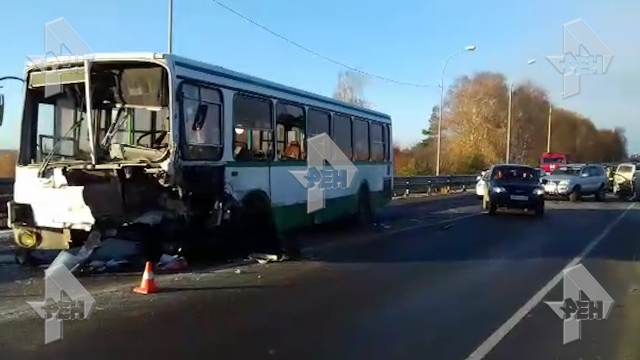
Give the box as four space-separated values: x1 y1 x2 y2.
1 194 639 360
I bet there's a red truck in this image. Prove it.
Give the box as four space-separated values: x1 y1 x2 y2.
540 153 570 175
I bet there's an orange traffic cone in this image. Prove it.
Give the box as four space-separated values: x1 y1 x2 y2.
133 261 159 295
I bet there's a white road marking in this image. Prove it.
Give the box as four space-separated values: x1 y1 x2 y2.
465 203 635 360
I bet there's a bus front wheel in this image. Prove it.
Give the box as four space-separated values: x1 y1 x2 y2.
238 193 279 253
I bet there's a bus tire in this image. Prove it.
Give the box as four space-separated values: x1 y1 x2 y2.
239 192 279 253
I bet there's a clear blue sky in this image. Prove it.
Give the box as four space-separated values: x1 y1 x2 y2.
1 0 639 152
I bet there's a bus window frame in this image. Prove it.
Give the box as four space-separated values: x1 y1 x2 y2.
233 92 275 162
332 112 354 160
275 100 307 161
352 117 370 162
177 80 224 161
369 121 385 162
307 107 332 138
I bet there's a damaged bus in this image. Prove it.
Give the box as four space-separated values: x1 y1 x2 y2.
5 53 393 252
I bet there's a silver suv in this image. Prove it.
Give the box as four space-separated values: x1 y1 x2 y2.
542 164 608 201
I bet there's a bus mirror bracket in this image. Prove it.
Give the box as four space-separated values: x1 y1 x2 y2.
0 93 4 127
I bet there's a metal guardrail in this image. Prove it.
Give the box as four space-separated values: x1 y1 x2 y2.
393 175 477 197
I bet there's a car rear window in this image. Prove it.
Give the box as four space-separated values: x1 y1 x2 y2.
553 167 581 175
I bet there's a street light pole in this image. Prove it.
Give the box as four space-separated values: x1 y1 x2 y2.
547 106 553 153
437 77 444 176
506 83 513 164
436 45 476 176
168 0 174 54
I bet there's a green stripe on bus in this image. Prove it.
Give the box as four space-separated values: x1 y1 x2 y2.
272 191 391 233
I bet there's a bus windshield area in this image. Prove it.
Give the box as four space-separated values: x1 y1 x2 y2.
22 62 170 166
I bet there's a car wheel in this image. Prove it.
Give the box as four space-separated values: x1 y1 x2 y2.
595 186 606 202
535 204 545 217
488 202 497 216
569 187 581 202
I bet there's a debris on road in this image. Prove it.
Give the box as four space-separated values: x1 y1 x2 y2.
91 238 141 262
157 254 188 271
106 259 129 269
440 223 454 231
86 260 107 273
373 222 392 230
249 253 283 264
48 232 102 272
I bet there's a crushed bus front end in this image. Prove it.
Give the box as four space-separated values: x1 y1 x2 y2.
9 55 226 250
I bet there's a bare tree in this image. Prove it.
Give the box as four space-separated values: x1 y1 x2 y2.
333 70 371 108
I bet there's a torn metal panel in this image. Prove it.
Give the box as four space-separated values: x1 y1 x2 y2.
14 167 96 231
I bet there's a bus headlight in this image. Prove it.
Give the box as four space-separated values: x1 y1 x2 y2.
16 229 38 249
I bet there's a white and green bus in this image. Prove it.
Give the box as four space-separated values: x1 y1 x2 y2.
6 53 393 251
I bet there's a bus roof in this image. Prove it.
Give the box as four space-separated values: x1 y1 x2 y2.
25 52 392 122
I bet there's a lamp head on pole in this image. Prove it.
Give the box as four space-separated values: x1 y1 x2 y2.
465 45 477 52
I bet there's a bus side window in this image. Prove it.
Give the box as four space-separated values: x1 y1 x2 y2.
332 114 352 159
383 124 390 161
181 83 223 160
276 102 305 161
233 94 273 161
308 109 331 138
370 122 384 162
352 118 370 161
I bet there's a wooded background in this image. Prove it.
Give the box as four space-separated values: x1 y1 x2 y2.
393 72 627 176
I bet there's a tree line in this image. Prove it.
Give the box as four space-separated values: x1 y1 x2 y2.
395 72 627 176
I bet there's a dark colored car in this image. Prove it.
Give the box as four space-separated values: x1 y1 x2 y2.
482 164 545 216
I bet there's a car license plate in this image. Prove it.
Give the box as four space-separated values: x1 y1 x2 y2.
510 195 528 201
